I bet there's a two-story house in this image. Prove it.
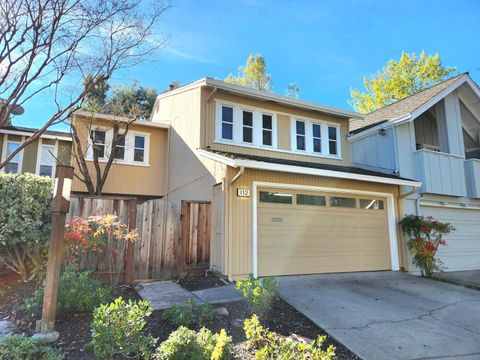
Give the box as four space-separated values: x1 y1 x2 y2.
150 78 420 280
349 73 480 272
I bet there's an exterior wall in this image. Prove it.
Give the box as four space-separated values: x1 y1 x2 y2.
351 127 397 173
202 88 352 166
223 167 403 280
151 87 226 208
22 140 38 173
71 116 167 197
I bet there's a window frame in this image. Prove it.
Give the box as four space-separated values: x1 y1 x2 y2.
242 110 254 144
290 117 342 159
215 100 278 149
295 120 306 151
35 139 57 179
2 139 23 174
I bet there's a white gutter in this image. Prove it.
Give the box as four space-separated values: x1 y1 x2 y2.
348 113 412 142
0 129 72 142
198 149 421 188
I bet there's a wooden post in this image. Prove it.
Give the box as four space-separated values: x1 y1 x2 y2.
124 199 137 284
35 165 74 340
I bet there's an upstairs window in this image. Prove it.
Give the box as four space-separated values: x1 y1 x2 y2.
328 126 338 155
242 111 253 143
134 135 145 162
114 134 125 160
296 121 306 150
262 114 273 146
38 145 55 178
312 124 321 153
4 141 21 173
221 106 233 140
92 129 106 159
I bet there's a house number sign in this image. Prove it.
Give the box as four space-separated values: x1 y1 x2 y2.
237 188 251 197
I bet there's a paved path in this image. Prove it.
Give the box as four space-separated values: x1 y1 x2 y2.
135 281 243 310
277 271 480 360
433 269 480 289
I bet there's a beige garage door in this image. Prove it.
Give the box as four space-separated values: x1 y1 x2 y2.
257 188 392 276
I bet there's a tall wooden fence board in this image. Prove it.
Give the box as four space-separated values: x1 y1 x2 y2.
181 201 211 271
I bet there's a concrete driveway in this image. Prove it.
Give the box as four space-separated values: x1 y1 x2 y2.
277 271 480 360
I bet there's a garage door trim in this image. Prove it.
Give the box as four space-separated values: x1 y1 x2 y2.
252 181 400 277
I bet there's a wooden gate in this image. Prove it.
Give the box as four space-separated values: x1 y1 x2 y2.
133 199 181 281
179 201 211 274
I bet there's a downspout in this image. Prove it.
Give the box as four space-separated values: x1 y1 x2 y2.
415 193 423 216
391 124 400 174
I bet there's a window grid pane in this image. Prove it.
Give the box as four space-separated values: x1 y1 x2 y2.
40 146 55 166
5 163 18 173
296 121 306 150
221 106 234 140
243 111 253 143
330 196 356 208
7 142 20 163
134 135 145 162
297 194 326 206
312 124 321 153
259 191 292 204
360 199 384 210
328 126 338 155
262 130 272 146
262 114 272 129
92 130 106 158
39 165 53 177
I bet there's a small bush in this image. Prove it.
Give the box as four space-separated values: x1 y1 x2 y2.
235 274 277 314
0 173 52 281
244 315 336 360
23 265 111 318
154 326 231 360
163 300 214 328
91 297 156 360
0 334 63 360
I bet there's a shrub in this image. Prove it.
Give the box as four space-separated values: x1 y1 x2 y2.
0 334 63 360
244 315 335 360
400 214 455 277
235 274 277 314
91 297 156 360
65 214 138 286
154 326 231 360
23 265 112 318
163 300 214 328
0 173 52 281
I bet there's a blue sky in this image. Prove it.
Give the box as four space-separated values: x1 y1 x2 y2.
16 0 480 130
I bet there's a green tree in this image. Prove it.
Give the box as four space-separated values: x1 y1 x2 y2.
349 51 456 113
225 54 272 91
82 75 110 113
285 82 301 99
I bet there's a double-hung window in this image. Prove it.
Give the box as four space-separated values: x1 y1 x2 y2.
38 145 55 178
4 141 21 173
92 129 106 159
114 134 125 160
221 106 234 140
328 126 338 155
262 114 273 146
133 135 145 162
312 124 321 153
296 121 306 151
242 111 253 143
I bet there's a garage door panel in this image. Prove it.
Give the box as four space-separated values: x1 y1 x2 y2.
419 206 480 271
258 188 391 276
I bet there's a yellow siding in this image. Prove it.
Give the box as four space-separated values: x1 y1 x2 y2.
203 89 352 166
224 168 403 280
71 116 168 197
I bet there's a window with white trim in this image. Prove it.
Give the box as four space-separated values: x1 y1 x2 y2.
242 111 253 143
216 101 277 148
4 141 21 173
296 121 306 151
91 129 106 159
133 135 145 162
39 145 55 178
291 119 341 158
114 134 125 160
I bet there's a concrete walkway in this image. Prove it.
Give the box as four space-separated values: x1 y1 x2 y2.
135 281 243 310
433 269 480 289
277 271 480 360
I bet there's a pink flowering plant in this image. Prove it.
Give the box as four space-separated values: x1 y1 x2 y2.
399 215 455 277
65 214 138 285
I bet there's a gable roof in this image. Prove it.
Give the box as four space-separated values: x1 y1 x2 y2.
198 148 420 187
157 77 362 120
349 73 469 132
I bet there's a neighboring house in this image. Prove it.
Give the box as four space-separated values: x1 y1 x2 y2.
349 73 480 272
0 125 72 178
150 78 420 280
70 111 169 198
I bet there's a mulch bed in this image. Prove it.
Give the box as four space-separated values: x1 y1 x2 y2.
178 272 228 291
1 275 360 360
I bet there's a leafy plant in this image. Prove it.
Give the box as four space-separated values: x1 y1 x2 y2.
65 214 138 286
163 300 214 327
0 334 63 360
23 265 111 318
400 215 455 277
0 173 52 281
154 326 231 360
91 297 156 360
235 274 277 314
244 315 335 360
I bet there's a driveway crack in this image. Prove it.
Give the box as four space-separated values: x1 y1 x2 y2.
325 299 480 331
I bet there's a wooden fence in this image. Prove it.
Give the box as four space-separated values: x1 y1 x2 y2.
66 196 211 282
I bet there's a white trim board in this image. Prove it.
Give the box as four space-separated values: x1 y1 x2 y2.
197 149 421 188
0 129 71 142
251 181 401 277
